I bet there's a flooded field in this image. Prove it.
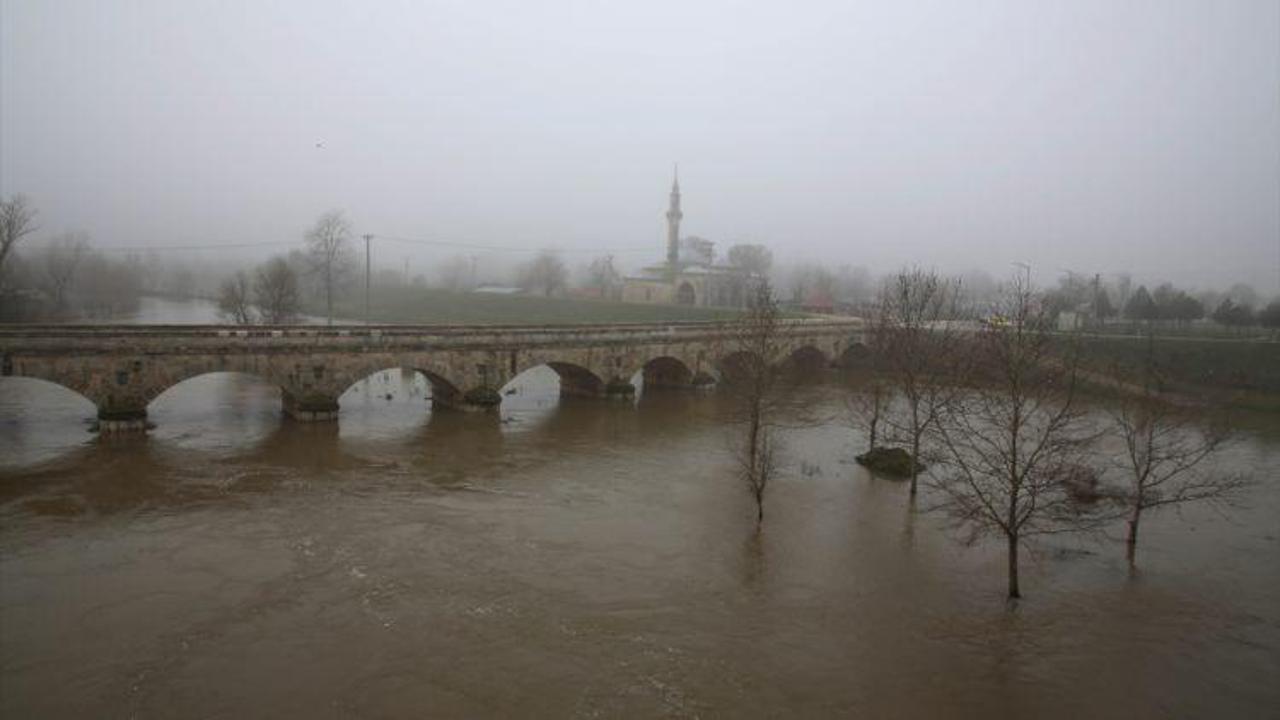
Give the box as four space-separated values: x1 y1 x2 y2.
1 360 1277 717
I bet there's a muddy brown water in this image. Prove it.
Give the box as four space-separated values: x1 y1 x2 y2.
1 300 1278 718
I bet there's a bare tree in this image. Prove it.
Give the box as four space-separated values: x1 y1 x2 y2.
40 232 88 315
0 194 39 287
584 254 621 299
729 280 785 525
845 298 892 452
217 271 254 325
520 249 568 297
847 381 889 452
253 256 300 324
305 210 353 324
879 268 965 497
1108 340 1249 565
930 275 1097 599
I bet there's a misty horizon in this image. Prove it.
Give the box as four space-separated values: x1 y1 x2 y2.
2 0 1277 292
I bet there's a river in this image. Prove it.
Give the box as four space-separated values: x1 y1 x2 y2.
1 298 1278 717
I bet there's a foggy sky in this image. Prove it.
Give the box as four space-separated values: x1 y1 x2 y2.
2 0 1277 291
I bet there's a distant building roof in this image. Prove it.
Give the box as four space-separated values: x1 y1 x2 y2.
472 285 524 295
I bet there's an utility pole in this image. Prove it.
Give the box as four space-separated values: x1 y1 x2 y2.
363 233 373 325
1092 272 1102 324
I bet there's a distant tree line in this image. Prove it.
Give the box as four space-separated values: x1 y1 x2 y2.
1040 271 1280 332
0 195 149 321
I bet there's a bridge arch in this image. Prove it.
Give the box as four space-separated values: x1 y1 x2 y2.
335 363 465 404
785 344 830 372
331 361 466 411
145 367 286 406
838 341 872 368
505 360 609 399
545 362 606 398
716 350 765 384
640 356 694 390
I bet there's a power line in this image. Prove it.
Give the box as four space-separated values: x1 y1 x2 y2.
372 234 653 255
88 234 654 256
92 240 301 253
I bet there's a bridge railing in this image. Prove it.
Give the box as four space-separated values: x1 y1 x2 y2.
0 317 860 335
0 317 865 348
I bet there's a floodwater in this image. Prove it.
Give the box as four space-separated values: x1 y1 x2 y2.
1 302 1278 718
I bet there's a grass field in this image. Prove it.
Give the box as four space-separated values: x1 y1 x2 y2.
1076 334 1280 412
313 286 746 325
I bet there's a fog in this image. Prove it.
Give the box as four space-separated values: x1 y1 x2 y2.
2 0 1277 291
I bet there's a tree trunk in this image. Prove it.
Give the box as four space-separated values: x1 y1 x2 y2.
868 386 880 450
325 267 334 326
1126 505 1142 565
1007 531 1021 599
909 431 920 497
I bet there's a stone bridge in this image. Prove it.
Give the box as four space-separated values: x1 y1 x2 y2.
0 319 864 431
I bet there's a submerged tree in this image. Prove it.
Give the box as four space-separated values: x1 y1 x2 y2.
878 268 965 497
845 295 892 452
931 275 1097 600
730 280 785 525
847 379 889 453
1108 341 1248 565
217 271 254 325
306 210 353 325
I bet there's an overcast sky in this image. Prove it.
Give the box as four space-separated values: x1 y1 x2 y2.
2 0 1277 290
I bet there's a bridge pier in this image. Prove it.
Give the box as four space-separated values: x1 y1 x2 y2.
95 407 150 433
643 377 694 391
283 392 340 422
431 386 502 412
642 362 710 392
604 379 636 399
691 371 718 391
556 373 635 401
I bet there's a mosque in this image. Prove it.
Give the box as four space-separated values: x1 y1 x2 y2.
620 171 754 308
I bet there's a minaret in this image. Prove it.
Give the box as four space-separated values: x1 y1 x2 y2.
665 165 682 270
